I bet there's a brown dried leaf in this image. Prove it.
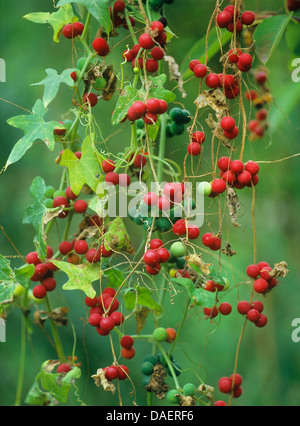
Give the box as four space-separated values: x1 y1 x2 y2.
186 254 211 276
145 363 168 399
270 261 290 279
179 395 195 406
226 188 241 227
92 368 116 394
222 243 237 257
135 306 150 335
164 55 187 98
195 89 228 121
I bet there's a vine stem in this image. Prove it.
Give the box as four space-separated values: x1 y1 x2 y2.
15 290 29 406
157 343 181 390
168 298 190 358
45 296 67 363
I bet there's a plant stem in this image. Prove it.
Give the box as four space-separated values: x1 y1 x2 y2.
168 298 190 358
15 290 29 406
157 343 181 390
45 296 66 363
157 114 167 184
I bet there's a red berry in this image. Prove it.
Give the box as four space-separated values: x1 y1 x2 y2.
255 314 268 328
74 200 88 214
250 300 264 313
218 377 232 394
224 126 239 140
214 401 227 406
62 24 80 39
85 296 98 308
144 250 161 267
89 313 102 328
86 249 101 264
241 11 255 26
189 59 201 71
192 131 205 144
41 277 57 292
247 264 260 278
57 364 72 374
173 219 187 236
102 160 116 173
221 116 236 131
121 347 136 359
33 285 47 299
59 241 73 255
233 386 243 398
216 11 233 28
104 297 119 313
222 170 236 185
247 308 260 323
219 303 232 316
83 92 98 107
206 73 220 88
105 366 119 381
65 186 78 201
255 71 267 85
26 252 41 265
245 161 260 175
187 225 200 240
134 154 147 168
121 335 134 349
118 365 129 380
151 20 165 36
202 233 216 247
230 374 243 388
151 46 165 60
110 311 124 326
74 240 89 255
187 142 202 156
157 248 170 263
146 264 161 275
211 179 227 194
194 64 208 78
237 301 251 315
119 173 131 187
230 160 244 174
31 264 48 282
132 101 147 120
257 261 270 271
113 0 126 13
237 171 252 186
105 172 119 186
218 157 231 172
150 239 163 250
144 192 159 207
143 112 158 125
103 287 116 298
238 53 253 70
53 196 68 208
253 278 269 294
146 59 159 73
139 33 155 50
100 317 115 332
92 38 110 56
204 306 219 318
158 99 168 114
99 245 113 258
146 98 161 114
227 20 243 34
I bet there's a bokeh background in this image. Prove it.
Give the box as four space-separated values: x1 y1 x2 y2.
0 0 300 407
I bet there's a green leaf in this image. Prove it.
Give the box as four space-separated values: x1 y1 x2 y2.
285 21 300 56
171 278 215 307
254 14 293 64
32 68 76 108
60 134 103 196
6 99 63 168
105 217 134 255
23 4 78 43
25 377 50 406
51 260 99 298
23 177 48 260
40 361 81 404
57 0 111 35
181 28 231 79
14 264 35 288
147 74 176 103
103 268 125 288
124 285 162 315
208 269 226 287
0 256 15 306
112 86 139 125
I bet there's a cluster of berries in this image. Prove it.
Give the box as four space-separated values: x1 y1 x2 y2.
172 219 200 240
101 158 131 187
247 261 278 295
109 0 135 30
85 288 124 336
220 116 239 140
187 130 205 157
120 335 136 359
202 233 222 252
59 236 113 265
246 69 269 140
50 186 88 219
216 6 255 33
218 374 243 399
127 98 168 125
228 49 253 73
204 302 232 320
27 247 58 300
216 157 260 191
143 239 170 276
166 107 192 138
62 22 84 39
237 299 268 328
104 364 130 382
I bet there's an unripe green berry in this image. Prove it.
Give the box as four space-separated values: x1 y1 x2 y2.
152 327 168 342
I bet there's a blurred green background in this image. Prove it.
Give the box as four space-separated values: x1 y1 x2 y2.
0 0 300 407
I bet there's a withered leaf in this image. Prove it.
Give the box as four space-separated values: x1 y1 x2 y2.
92 368 116 394
226 188 241 228
270 261 289 279
164 55 187 98
135 306 150 335
145 363 168 399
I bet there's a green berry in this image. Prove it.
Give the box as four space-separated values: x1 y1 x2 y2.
183 383 196 397
181 110 192 124
144 354 159 365
53 189 66 199
176 257 186 269
197 182 212 196
167 389 180 404
44 185 55 199
170 107 183 123
77 57 88 70
152 327 168 342
166 124 175 138
141 361 154 375
93 77 107 91
142 375 152 387
170 121 185 136
170 242 186 258
44 198 54 208
156 217 172 232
